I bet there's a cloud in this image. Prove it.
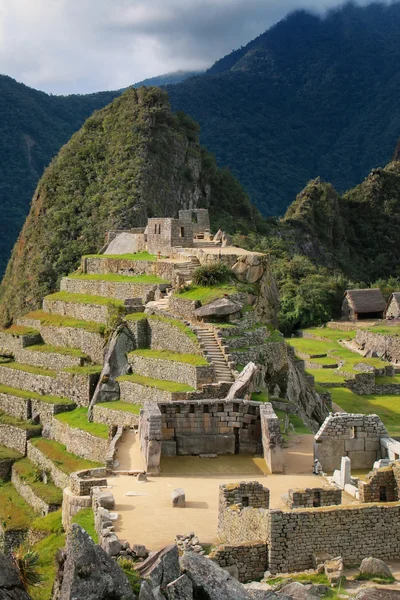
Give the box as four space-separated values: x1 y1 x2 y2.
0 0 394 95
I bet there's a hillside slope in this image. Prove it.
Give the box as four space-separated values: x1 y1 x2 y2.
0 87 259 326
167 2 400 216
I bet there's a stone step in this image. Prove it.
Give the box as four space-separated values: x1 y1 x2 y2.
18 311 106 364
43 292 143 324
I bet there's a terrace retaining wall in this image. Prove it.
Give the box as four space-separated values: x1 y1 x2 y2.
0 424 40 455
50 418 108 463
93 404 139 428
356 329 400 364
128 354 214 389
61 277 158 302
39 325 105 364
209 542 268 583
27 441 70 489
82 257 176 282
11 468 60 516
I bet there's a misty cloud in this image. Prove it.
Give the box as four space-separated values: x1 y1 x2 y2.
0 0 394 94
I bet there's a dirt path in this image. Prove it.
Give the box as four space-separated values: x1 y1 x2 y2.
107 434 340 551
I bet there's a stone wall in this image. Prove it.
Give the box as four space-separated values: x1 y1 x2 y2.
13 347 83 370
0 364 56 396
0 331 41 353
11 467 59 516
168 297 199 321
209 542 268 583
0 391 30 420
219 481 270 510
386 298 400 320
0 424 40 454
267 503 400 574
27 441 69 489
0 455 21 480
61 277 158 302
39 324 105 364
218 505 269 545
42 298 113 325
0 525 27 555
314 413 388 472
158 399 263 457
355 329 400 364
358 464 400 503
69 468 107 496
62 487 92 530
128 354 214 389
287 487 342 508
139 403 162 474
178 209 210 235
93 404 139 428
260 404 284 473
50 418 108 463
118 379 181 405
56 370 100 406
147 218 194 255
82 256 176 282
30 397 76 427
147 317 201 356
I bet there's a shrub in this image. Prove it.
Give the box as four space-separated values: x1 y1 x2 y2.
13 548 42 589
192 263 233 287
117 557 141 594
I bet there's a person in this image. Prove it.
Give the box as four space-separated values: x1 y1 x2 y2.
313 459 322 475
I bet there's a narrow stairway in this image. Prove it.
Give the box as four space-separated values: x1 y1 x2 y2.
194 327 234 383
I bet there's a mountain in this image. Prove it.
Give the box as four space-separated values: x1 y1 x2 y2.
132 70 204 88
167 1 400 216
0 87 260 326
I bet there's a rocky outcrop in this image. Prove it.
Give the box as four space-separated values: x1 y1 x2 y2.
52 524 135 600
194 298 242 319
0 553 32 600
359 557 393 580
226 362 259 400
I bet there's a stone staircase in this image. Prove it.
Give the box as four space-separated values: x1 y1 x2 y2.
174 256 201 283
194 327 234 383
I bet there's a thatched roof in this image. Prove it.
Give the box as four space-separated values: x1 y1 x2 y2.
388 292 400 308
344 289 386 313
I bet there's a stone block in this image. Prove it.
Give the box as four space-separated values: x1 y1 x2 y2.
344 439 365 452
347 450 377 470
314 439 346 472
176 434 235 456
166 574 193 600
97 492 115 510
172 488 186 508
365 440 380 452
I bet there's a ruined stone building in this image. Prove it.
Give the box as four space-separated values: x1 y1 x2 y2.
386 292 400 320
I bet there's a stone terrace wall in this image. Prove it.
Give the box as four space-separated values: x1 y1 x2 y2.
61 277 157 302
268 503 400 574
57 371 100 407
27 441 69 489
13 347 83 370
159 399 263 457
0 525 27 555
358 465 399 503
168 297 199 321
39 325 105 364
314 413 388 472
287 487 342 508
0 331 41 353
0 365 56 395
0 392 30 420
69 468 107 496
209 542 268 583
139 403 162 474
11 467 59 515
50 418 108 463
260 404 284 473
218 505 269 545
356 329 400 364
93 404 139 428
128 354 214 389
118 379 181 405
30 397 76 427
148 318 201 356
42 298 111 325
0 424 40 454
82 257 176 282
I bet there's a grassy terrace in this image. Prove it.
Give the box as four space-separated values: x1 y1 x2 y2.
299 328 356 341
100 401 141 414
44 291 125 307
0 358 57 378
129 348 208 366
83 251 157 261
287 337 339 356
376 375 400 385
0 444 22 460
0 383 74 405
55 407 109 439
23 310 106 335
367 324 400 336
72 507 98 543
175 284 237 303
306 369 349 385
0 324 40 337
28 343 88 358
13 458 63 505
63 365 102 376
125 313 198 342
31 438 103 473
330 388 400 437
28 511 65 600
118 373 194 393
0 481 35 529
70 273 168 284
0 409 42 432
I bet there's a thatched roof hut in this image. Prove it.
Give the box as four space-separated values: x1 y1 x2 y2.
342 289 386 321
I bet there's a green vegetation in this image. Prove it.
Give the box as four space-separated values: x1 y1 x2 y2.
148 314 198 341
70 272 168 283
0 409 42 432
30 438 103 474
251 391 269 403
117 557 141 595
355 573 395 584
301 328 356 342
0 481 35 529
63 365 102 376
0 325 40 337
130 348 208 366
13 547 42 589
72 508 98 543
192 263 233 287
30 509 64 535
275 410 311 437
367 324 400 336
375 375 400 385
0 383 73 406
287 337 342 356
0 359 57 378
0 444 22 460
306 369 348 385
27 529 66 600
84 252 157 261
22 311 106 335
176 284 237 303
124 313 147 323
55 408 109 439
117 373 194 393
28 343 88 358
13 458 63 505
102 401 141 414
45 291 124 307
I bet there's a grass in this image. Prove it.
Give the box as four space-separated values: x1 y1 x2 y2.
28 529 66 600
367 324 400 336
101 401 141 414
124 313 147 323
30 510 63 534
375 375 400 385
0 383 74 406
63 365 102 376
287 337 338 356
84 251 157 261
175 284 237 303
275 410 311 436
117 373 194 393
22 310 106 335
72 508 98 543
330 387 400 436
44 291 125 307
148 314 198 341
28 344 88 358
0 409 42 432
299 328 356 341
117 557 141 595
13 458 63 505
0 480 36 529
70 273 168 284
306 369 349 385
355 572 395 584
55 407 109 439
129 348 208 366
251 391 269 403
0 325 40 337
0 444 22 461
0 358 57 378
307 356 339 367
30 438 103 474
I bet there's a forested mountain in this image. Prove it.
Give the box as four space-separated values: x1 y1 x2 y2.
132 70 203 88
0 88 259 326
167 1 400 216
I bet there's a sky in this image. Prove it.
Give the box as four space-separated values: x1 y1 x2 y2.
0 0 393 95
